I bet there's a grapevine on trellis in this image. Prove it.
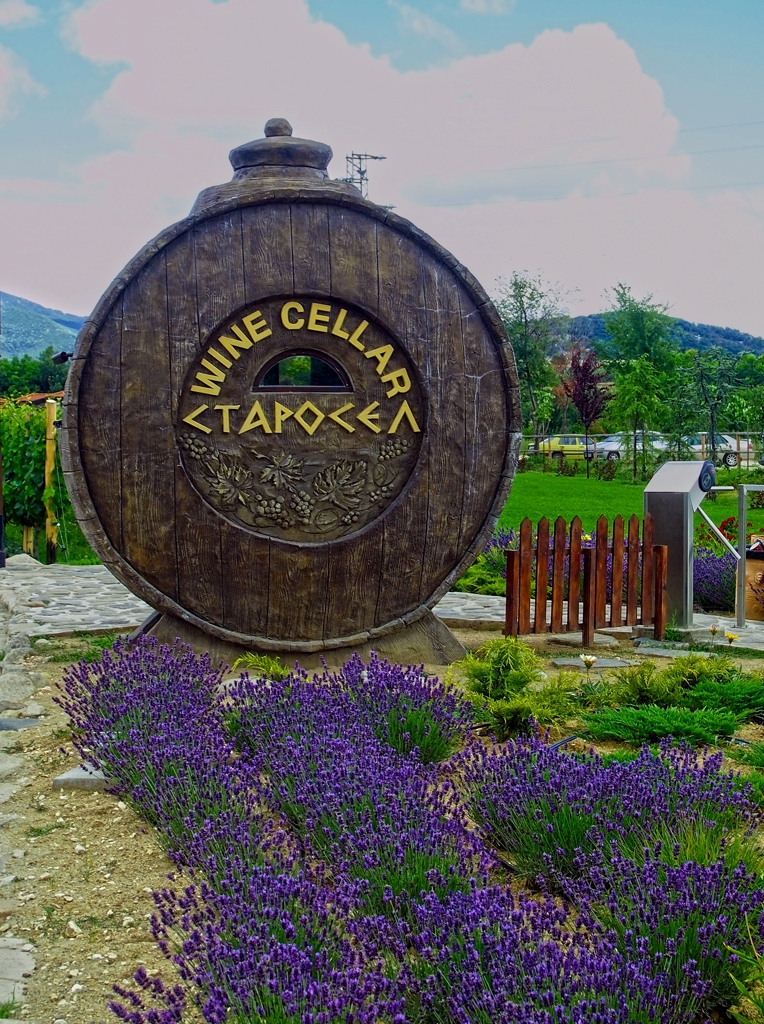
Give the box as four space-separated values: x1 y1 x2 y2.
0 401 72 559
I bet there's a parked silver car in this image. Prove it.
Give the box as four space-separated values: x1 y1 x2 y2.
683 433 754 468
587 432 669 461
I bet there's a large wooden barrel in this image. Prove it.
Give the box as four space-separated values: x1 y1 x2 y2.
61 119 521 652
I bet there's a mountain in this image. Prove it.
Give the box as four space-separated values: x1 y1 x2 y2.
3 290 763 362
0 292 86 359
569 313 764 356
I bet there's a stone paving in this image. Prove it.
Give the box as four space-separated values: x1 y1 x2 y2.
0 555 152 639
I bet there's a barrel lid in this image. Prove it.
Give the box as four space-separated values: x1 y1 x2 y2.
229 118 332 181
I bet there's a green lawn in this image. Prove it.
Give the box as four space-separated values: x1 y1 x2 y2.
499 470 764 537
499 473 645 532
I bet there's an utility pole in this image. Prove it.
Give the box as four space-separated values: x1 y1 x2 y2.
343 153 386 200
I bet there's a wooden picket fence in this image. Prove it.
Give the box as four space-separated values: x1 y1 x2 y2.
504 513 668 647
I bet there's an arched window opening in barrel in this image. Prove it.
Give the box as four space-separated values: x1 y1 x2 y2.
255 351 352 392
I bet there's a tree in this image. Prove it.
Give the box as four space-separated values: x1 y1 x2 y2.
563 347 612 477
600 284 678 373
494 273 569 439
0 347 67 397
679 347 739 463
614 356 664 481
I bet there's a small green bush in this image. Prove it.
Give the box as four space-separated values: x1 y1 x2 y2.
460 637 542 701
683 678 764 721
728 742 764 768
483 672 582 740
231 652 287 680
452 556 506 595
582 705 739 745
607 662 685 708
661 653 739 691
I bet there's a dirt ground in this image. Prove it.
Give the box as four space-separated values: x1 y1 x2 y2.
0 651 191 1024
7 630 764 1024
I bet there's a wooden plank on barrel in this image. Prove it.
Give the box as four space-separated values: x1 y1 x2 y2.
119 253 178 600
518 517 533 634
568 516 582 630
327 206 379 314
242 202 294 298
194 209 246 336
374 222 428 626
458 286 509 552
267 543 329 641
220 524 270 636
550 516 567 632
626 514 640 625
610 514 624 627
78 302 123 553
166 229 224 621
326 529 384 639
165 221 225 619
375 491 427 627
419 250 466 599
377 226 427 359
534 517 550 633
291 203 331 294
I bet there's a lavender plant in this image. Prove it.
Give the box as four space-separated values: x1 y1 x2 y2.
573 847 764 1013
460 736 758 885
694 546 737 612
392 886 705 1024
230 671 492 916
111 860 406 1024
340 653 474 762
57 637 270 875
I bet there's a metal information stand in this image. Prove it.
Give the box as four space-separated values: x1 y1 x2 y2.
644 461 739 629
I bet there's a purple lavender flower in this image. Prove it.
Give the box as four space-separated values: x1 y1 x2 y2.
459 734 758 885
694 546 737 612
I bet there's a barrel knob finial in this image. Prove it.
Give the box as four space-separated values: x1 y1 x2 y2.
264 118 293 138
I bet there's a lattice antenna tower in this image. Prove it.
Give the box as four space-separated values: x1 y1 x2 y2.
344 152 386 200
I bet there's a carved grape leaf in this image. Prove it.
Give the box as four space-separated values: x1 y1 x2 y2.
312 460 368 510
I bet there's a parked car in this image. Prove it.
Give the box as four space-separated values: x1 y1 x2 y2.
586 432 669 461
527 435 595 460
683 433 754 468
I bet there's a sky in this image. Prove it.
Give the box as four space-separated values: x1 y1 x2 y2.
0 0 763 334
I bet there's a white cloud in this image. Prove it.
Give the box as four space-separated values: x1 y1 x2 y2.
389 2 461 48
0 0 42 28
461 0 514 13
0 0 762 336
0 42 44 119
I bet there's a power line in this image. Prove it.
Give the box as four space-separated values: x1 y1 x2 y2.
421 177 764 208
678 118 764 133
419 141 764 184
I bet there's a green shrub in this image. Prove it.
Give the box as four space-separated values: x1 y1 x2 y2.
452 555 506 595
661 653 739 691
555 457 578 477
728 742 764 768
607 662 685 708
460 637 542 701
483 672 581 740
483 698 537 741
582 705 739 745
682 678 764 721
231 652 287 680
